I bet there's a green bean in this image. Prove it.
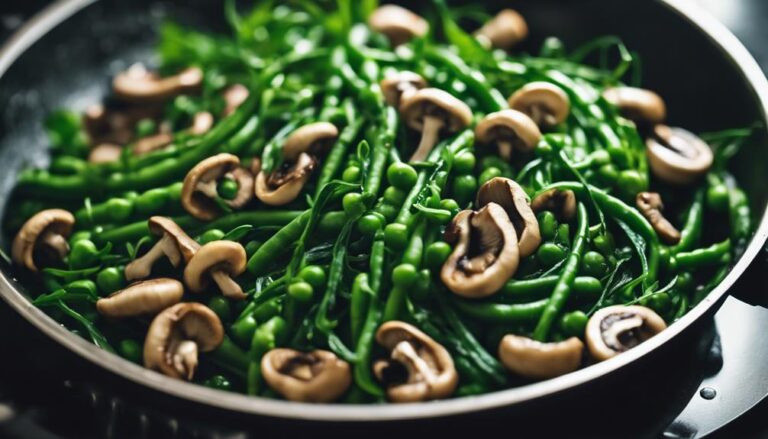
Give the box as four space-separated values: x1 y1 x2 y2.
672 189 704 254
315 117 365 198
501 276 602 303
675 239 731 271
453 299 547 323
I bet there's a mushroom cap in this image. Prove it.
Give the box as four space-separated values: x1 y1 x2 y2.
183 240 247 294
88 143 123 164
375 321 458 402
441 203 520 298
225 167 255 209
475 9 528 50
476 177 541 258
223 84 249 116
282 122 339 162
12 209 75 272
508 82 570 128
603 86 667 125
368 4 428 47
113 64 203 104
148 216 200 264
586 305 667 362
380 71 427 107
262 349 352 403
531 188 577 222
254 152 315 206
498 334 584 380
636 192 681 245
646 125 713 185
400 88 473 134
143 302 224 380
96 278 184 319
475 109 541 157
181 153 241 220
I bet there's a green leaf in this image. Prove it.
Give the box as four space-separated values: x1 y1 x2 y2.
432 0 490 65
222 224 254 242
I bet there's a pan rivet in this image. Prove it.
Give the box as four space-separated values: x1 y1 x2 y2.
699 387 717 400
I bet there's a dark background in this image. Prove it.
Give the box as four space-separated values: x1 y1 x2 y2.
0 0 768 437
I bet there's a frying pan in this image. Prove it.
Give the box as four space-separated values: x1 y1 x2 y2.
0 0 767 436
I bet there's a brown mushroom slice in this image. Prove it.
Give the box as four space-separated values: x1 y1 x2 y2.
96 278 184 318
508 82 570 129
380 71 427 108
226 167 255 209
441 203 520 298
646 125 713 185
88 143 123 164
132 132 174 156
368 4 428 47
586 305 667 362
603 86 667 126
254 153 316 206
374 321 457 402
223 84 249 116
476 177 541 258
12 209 75 272
144 302 224 380
498 334 584 379
636 192 681 245
262 349 352 403
401 88 473 162
475 109 541 161
124 217 200 281
475 9 528 50
184 240 247 300
531 188 577 222
282 122 339 162
181 153 240 220
113 64 203 104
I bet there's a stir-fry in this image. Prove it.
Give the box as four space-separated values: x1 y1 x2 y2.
5 1 754 403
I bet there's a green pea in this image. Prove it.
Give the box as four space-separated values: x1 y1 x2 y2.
69 230 92 245
288 281 314 303
658 247 672 272
203 375 232 391
136 118 156 137
96 267 125 295
357 213 384 236
342 192 366 218
479 167 503 185
383 186 407 206
208 296 231 322
453 151 476 174
606 145 629 168
560 311 589 338
318 211 347 235
439 198 460 213
425 242 452 271
134 187 170 214
199 229 225 244
119 339 142 363
593 232 615 256
105 198 133 222
617 170 646 196
410 269 432 302
376 203 398 222
69 239 99 269
676 272 694 292
298 265 327 290
555 224 570 247
582 251 608 277
590 149 611 166
649 292 672 314
217 177 239 200
597 164 619 184
706 184 729 212
384 223 409 250
392 263 418 288
245 240 263 257
453 174 478 206
537 243 567 268
538 211 558 241
67 279 98 297
342 166 361 183
387 162 418 190
231 314 258 346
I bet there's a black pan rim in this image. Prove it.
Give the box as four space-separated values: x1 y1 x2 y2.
0 0 767 422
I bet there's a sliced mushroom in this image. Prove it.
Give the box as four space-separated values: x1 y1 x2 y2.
282 122 339 162
603 86 666 126
368 4 428 47
184 240 247 300
636 192 681 245
380 71 427 108
586 305 667 362
374 321 457 403
476 177 541 258
646 125 713 185
188 111 214 135
88 143 123 164
124 217 200 281
223 83 249 116
475 9 528 51
254 153 316 206
475 109 541 161
96 278 184 318
181 153 248 220
262 349 351 403
144 302 223 380
498 334 584 379
441 203 520 298
132 132 174 156
400 88 473 162
531 188 577 222
12 209 75 272
226 167 255 209
508 82 570 129
113 64 203 104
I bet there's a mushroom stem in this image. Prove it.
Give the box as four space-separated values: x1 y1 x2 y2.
169 339 199 380
125 235 182 281
211 270 246 300
392 341 438 383
196 180 219 199
497 139 514 161
41 230 70 259
410 116 444 162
